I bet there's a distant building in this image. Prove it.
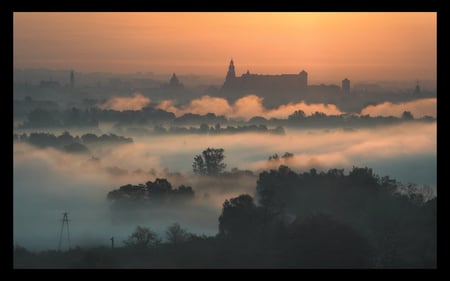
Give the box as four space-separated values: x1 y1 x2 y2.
70 70 75 88
169 73 183 89
414 81 421 94
342 78 350 93
222 59 308 92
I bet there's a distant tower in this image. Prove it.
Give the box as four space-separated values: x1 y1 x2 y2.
226 59 236 80
342 78 350 93
169 72 182 88
414 80 421 94
299 70 308 88
70 70 75 88
58 212 71 251
223 59 237 89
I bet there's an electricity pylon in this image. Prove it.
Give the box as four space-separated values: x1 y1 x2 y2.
58 212 71 251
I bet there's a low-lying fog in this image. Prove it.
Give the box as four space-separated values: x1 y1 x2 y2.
14 122 436 251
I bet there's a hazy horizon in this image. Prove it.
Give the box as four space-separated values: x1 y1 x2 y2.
14 12 436 82
13 67 437 86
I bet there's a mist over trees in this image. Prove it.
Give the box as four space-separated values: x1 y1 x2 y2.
16 164 435 268
15 102 435 133
13 74 436 269
104 164 436 268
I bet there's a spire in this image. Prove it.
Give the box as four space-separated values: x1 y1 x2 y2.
168 72 183 89
170 72 178 82
226 58 236 81
169 73 179 86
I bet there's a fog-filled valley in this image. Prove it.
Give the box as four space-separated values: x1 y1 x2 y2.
13 63 437 268
13 11 436 267
14 120 436 251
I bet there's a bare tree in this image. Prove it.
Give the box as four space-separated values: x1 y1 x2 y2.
123 226 161 248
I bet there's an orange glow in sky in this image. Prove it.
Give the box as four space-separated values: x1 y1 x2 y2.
14 12 436 82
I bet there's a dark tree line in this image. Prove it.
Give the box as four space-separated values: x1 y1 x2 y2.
284 109 434 129
153 124 285 135
14 132 132 153
107 178 194 207
16 105 435 131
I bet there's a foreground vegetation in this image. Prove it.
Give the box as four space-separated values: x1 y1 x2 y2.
14 165 436 268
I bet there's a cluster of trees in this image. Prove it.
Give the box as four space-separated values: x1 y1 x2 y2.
152 124 285 135
15 165 435 268
123 223 197 249
110 165 435 267
217 194 374 267
14 132 132 153
251 165 436 267
107 178 194 206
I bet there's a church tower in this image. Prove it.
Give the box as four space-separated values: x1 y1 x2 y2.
223 59 236 89
227 59 236 79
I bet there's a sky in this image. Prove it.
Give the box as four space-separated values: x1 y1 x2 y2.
14 12 436 82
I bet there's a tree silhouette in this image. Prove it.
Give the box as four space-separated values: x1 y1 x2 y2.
402 111 414 120
192 155 206 175
192 147 226 176
165 223 189 246
288 109 306 120
123 226 161 249
107 178 195 204
218 194 263 238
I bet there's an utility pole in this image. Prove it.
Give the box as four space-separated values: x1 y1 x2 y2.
58 212 71 251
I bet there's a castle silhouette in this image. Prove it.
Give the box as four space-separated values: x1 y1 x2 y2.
222 59 308 91
219 59 349 106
